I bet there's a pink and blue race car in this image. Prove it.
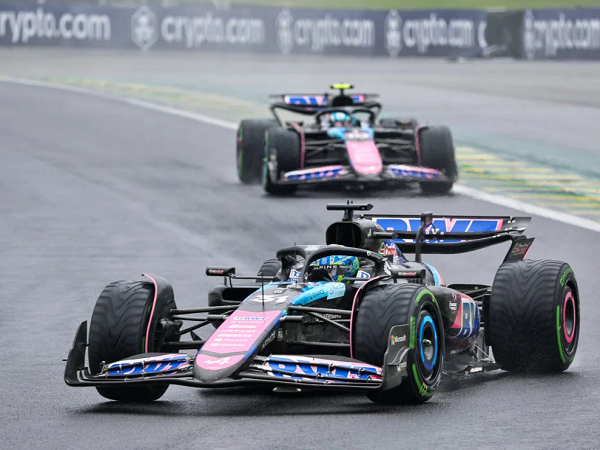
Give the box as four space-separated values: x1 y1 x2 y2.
236 84 458 195
65 202 579 404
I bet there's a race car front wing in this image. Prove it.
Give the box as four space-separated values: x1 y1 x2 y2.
278 164 448 185
64 321 410 392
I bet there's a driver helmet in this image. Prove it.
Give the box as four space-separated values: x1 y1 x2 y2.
330 112 352 128
310 255 359 283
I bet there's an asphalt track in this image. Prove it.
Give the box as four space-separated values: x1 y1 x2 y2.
1 52 600 449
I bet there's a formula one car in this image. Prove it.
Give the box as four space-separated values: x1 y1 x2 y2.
236 84 458 196
65 203 579 405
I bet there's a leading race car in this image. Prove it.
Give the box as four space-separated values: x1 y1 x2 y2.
65 202 579 405
236 84 458 196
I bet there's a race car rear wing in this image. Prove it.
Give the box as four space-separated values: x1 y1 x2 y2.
326 203 533 263
269 93 380 107
364 211 532 262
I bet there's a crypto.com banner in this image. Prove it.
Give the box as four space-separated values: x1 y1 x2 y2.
521 8 600 60
0 2 487 57
0 2 116 46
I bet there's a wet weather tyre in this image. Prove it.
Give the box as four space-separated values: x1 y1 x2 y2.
263 128 300 196
256 258 281 283
88 280 177 402
419 126 458 195
354 284 444 404
237 120 277 184
488 260 579 373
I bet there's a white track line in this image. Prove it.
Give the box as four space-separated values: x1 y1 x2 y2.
3 75 599 234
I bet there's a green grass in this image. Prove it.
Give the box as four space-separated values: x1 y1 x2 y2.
232 0 600 9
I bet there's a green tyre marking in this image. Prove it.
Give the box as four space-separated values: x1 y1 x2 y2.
414 289 437 305
412 364 433 398
409 316 416 349
556 305 571 364
560 268 573 286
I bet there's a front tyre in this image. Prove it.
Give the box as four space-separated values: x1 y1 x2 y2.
489 260 579 373
88 279 178 402
237 120 277 184
263 128 300 196
354 284 444 404
419 126 458 195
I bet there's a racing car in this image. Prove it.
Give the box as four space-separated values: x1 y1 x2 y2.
236 84 458 196
65 202 579 405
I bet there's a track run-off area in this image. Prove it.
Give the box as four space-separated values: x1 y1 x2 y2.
1 49 599 449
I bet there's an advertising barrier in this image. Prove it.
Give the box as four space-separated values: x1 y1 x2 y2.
0 2 487 57
0 2 598 59
521 8 600 60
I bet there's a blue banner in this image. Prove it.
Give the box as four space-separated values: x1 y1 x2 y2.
521 8 600 60
0 3 597 59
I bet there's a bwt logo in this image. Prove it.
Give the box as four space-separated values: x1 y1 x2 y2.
131 6 157 50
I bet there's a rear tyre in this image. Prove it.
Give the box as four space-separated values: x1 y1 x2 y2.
88 280 177 402
489 260 579 373
237 120 277 184
354 284 444 404
419 126 458 195
256 258 281 283
263 128 300 196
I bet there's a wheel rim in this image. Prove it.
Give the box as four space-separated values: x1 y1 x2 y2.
417 311 439 380
559 287 578 360
563 291 576 344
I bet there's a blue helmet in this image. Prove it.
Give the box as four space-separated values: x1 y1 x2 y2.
330 112 352 128
310 255 359 283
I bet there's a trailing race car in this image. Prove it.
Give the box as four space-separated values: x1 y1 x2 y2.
65 202 579 405
236 84 458 195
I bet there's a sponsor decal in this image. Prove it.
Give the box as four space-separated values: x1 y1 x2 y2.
273 288 286 294
290 269 302 279
327 282 346 299
511 242 530 256
275 8 375 54
384 9 486 57
322 313 342 320
373 217 502 242
276 8 294 54
131 6 157 50
0 6 111 44
390 334 407 345
106 354 189 376
203 356 232 365
265 356 382 380
250 294 288 303
385 9 402 56
233 315 267 320
356 270 370 279
344 129 371 140
261 330 276 350
523 9 600 60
